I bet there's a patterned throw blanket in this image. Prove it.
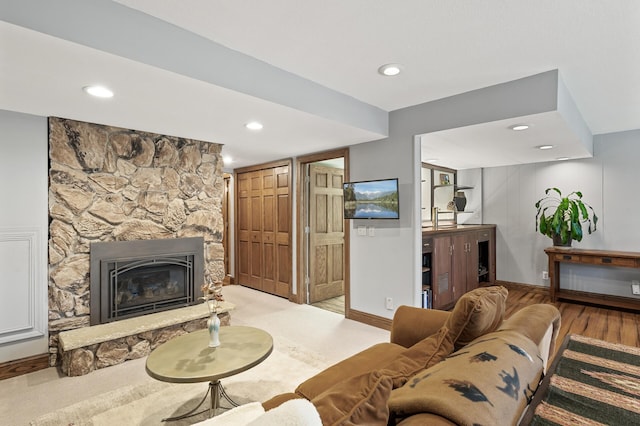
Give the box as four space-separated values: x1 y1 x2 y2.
531 334 640 425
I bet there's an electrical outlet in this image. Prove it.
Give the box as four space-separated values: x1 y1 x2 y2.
632 280 640 295
357 226 366 236
385 297 393 310
542 271 549 280
368 226 375 237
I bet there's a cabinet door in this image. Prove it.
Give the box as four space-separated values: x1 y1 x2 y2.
433 236 454 309
466 235 479 292
452 234 469 299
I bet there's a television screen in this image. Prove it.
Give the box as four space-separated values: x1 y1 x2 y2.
343 178 399 219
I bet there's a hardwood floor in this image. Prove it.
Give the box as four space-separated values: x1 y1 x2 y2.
503 284 640 358
311 295 345 315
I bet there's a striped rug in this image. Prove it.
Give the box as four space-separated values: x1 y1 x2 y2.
531 334 640 425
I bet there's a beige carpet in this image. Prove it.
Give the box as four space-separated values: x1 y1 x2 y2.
29 334 327 426
2 285 389 426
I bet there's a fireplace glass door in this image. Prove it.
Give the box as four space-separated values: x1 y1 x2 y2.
108 256 194 321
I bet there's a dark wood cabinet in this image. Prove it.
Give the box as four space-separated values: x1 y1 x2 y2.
422 225 495 310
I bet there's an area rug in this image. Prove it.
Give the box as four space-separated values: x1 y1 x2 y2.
530 334 640 425
29 335 328 426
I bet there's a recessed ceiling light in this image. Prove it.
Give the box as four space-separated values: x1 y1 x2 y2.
509 124 530 131
83 85 114 98
537 145 554 150
378 63 403 76
556 157 569 161
222 155 233 165
245 121 263 131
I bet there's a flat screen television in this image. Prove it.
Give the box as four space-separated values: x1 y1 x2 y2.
343 178 399 219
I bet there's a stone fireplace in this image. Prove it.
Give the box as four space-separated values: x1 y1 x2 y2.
89 237 204 325
48 117 224 366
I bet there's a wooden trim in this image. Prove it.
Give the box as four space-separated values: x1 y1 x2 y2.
555 289 640 312
295 148 350 315
234 158 292 174
222 173 231 283
0 353 49 380
347 309 392 331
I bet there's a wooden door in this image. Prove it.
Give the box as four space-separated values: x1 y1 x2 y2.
249 171 263 289
274 165 291 297
236 172 252 286
432 236 454 309
308 164 345 303
222 174 231 284
261 169 276 294
235 161 291 298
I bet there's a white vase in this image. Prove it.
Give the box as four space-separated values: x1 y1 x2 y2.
208 311 221 348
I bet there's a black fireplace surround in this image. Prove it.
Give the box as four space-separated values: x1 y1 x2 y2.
90 237 204 325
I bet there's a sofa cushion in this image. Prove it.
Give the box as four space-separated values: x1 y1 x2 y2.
388 329 543 426
380 326 454 388
445 285 508 350
295 342 406 400
312 370 393 426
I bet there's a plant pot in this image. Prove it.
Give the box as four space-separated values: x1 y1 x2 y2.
552 234 572 247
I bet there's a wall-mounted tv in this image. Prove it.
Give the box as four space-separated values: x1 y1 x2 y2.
343 178 400 219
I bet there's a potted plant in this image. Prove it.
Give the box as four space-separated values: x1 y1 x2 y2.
535 188 598 246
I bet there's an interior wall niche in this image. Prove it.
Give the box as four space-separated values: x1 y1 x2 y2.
47 117 224 366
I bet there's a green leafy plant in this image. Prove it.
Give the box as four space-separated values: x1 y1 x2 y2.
535 188 598 245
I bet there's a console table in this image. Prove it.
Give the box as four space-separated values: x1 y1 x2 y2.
545 247 640 311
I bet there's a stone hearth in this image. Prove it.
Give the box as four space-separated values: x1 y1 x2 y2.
59 302 233 376
48 117 224 367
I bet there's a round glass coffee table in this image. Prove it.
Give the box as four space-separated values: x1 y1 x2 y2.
146 325 273 421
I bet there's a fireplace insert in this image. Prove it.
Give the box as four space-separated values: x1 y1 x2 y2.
90 237 204 325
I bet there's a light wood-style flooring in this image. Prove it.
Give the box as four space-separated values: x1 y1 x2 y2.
311 295 345 315
503 284 640 358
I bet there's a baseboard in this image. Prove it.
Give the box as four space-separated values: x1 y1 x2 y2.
347 309 392 331
0 353 49 380
494 280 549 296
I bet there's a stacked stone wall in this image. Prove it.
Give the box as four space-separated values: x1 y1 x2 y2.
48 117 224 366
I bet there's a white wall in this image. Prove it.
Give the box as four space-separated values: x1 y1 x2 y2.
348 70 569 318
483 129 640 300
349 137 420 317
0 110 49 363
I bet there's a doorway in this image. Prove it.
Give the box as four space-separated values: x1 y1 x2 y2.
296 149 349 316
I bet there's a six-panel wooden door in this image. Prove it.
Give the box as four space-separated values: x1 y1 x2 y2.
236 161 291 298
308 164 345 303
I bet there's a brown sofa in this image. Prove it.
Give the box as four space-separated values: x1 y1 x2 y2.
263 286 561 425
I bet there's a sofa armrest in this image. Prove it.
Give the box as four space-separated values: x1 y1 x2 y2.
390 305 451 348
498 303 561 371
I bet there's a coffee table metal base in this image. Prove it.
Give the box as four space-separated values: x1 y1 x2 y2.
162 380 239 422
